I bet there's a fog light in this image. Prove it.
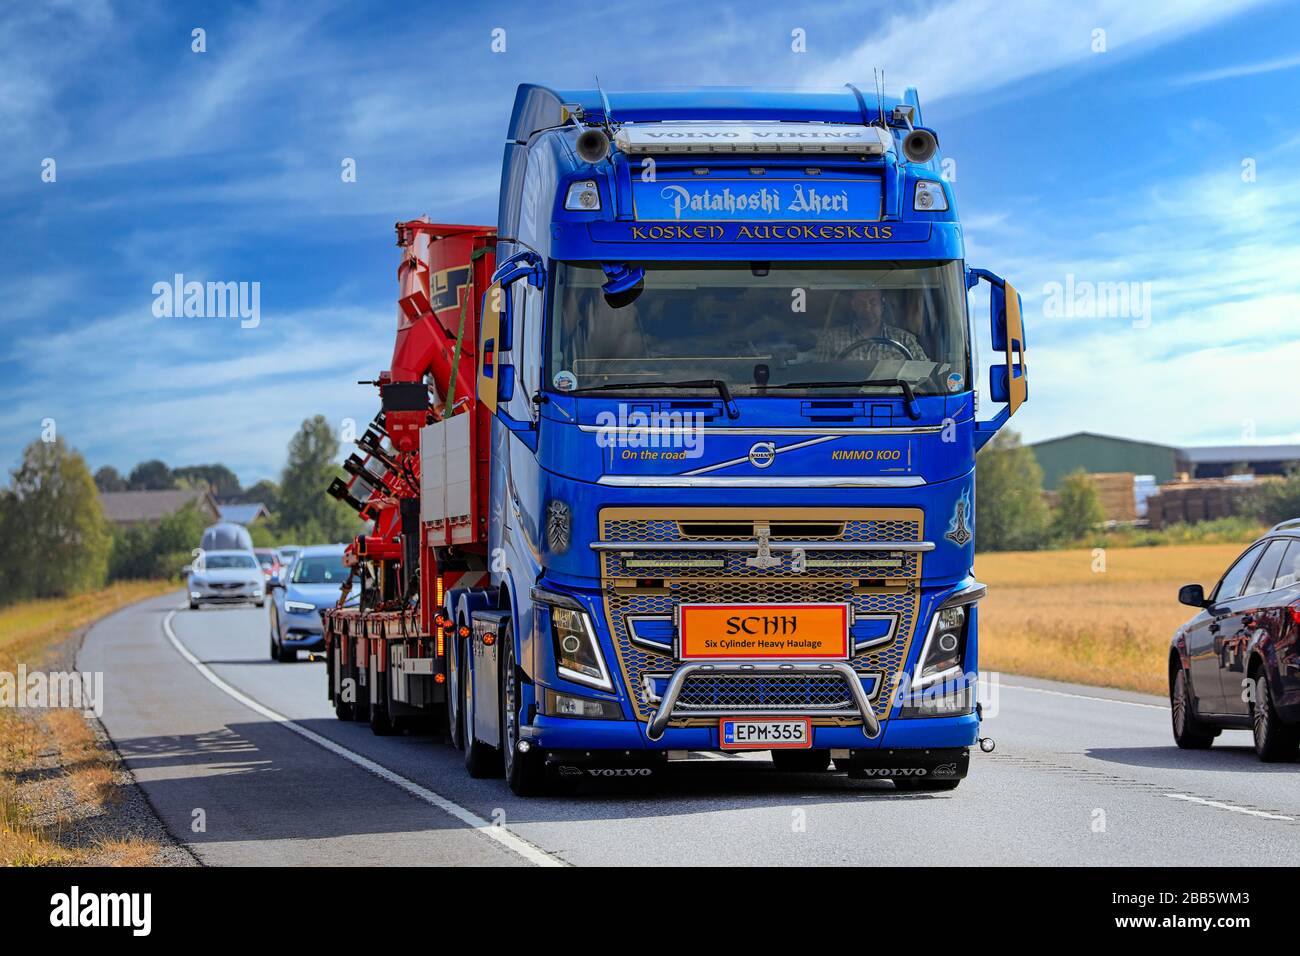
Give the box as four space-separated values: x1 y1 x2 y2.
542 688 621 719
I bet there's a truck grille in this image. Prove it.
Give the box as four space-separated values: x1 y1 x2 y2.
597 507 924 725
674 672 855 713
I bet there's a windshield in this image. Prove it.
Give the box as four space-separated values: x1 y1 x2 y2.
292 555 348 585
203 554 257 570
547 260 969 397
254 552 277 569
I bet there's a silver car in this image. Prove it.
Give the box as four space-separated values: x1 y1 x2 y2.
188 550 265 609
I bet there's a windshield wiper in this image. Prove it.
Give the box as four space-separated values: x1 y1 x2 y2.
568 379 740 419
764 378 920 420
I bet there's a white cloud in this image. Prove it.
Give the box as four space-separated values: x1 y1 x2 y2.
805 0 1269 104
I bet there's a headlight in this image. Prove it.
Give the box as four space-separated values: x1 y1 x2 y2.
900 598 974 717
541 599 613 692
913 179 948 211
541 688 621 719
285 601 316 614
918 604 965 686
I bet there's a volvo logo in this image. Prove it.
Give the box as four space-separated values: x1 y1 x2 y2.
748 441 776 468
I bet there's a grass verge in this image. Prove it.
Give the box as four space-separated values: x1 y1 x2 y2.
0 580 176 865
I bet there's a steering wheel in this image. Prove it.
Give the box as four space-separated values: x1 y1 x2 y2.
834 335 914 361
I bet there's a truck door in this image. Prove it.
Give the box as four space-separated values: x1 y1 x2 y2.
1189 542 1262 715
1222 538 1288 717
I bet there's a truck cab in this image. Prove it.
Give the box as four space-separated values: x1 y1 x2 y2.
448 84 1027 795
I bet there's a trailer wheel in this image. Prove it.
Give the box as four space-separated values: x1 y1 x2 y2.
503 639 547 797
369 652 395 736
448 632 465 751
463 653 502 778
332 646 354 721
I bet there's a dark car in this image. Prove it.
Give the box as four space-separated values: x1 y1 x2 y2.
1170 519 1300 761
268 544 351 662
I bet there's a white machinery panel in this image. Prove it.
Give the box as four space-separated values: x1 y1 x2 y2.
419 414 473 538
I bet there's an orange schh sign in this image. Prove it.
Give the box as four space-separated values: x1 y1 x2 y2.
678 604 850 660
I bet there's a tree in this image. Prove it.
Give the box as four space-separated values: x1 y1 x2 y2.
974 429 1050 552
108 501 208 581
277 416 359 542
173 464 242 498
94 465 127 492
241 478 281 513
1250 474 1300 526
1050 469 1105 543
4 438 110 600
128 459 174 490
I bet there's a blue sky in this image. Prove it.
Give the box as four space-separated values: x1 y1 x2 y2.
3 0 1299 486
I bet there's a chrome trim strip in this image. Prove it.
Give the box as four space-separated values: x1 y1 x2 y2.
578 425 945 436
852 613 898 651
645 661 881 741
938 582 987 608
684 436 836 476
626 614 674 652
596 475 925 488
592 539 934 552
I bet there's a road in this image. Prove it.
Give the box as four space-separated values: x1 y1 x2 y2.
79 592 1300 866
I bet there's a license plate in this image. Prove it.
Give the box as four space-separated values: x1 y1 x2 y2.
679 603 849 660
719 717 812 750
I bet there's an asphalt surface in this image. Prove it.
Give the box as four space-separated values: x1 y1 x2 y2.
79 592 1300 866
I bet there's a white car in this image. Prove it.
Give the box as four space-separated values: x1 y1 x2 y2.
188 550 265 609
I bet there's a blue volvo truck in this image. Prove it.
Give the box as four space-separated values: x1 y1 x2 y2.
329 83 1028 797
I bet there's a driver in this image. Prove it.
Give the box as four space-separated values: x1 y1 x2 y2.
816 289 927 363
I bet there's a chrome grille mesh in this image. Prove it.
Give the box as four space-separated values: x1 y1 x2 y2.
598 509 923 724
675 673 855 712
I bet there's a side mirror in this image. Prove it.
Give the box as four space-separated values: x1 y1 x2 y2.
968 268 1028 449
1178 584 1207 608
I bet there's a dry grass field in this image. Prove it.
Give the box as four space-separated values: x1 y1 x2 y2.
0 580 174 865
975 543 1247 696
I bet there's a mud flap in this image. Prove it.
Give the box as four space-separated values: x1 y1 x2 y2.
839 747 969 782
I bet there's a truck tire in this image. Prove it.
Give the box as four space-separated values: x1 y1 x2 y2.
1171 667 1216 749
369 653 395 736
770 749 830 772
463 655 502 778
502 639 547 797
448 634 466 751
332 647 354 721
1251 669 1300 762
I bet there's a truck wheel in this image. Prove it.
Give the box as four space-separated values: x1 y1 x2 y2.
332 647 354 721
502 639 547 797
463 655 502 778
894 778 961 792
448 634 466 751
1251 670 1300 762
369 654 395 736
1171 667 1216 749
770 749 831 772
353 658 370 723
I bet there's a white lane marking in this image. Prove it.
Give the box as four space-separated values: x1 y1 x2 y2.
1164 793 1294 821
162 610 563 867
1000 682 1167 711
